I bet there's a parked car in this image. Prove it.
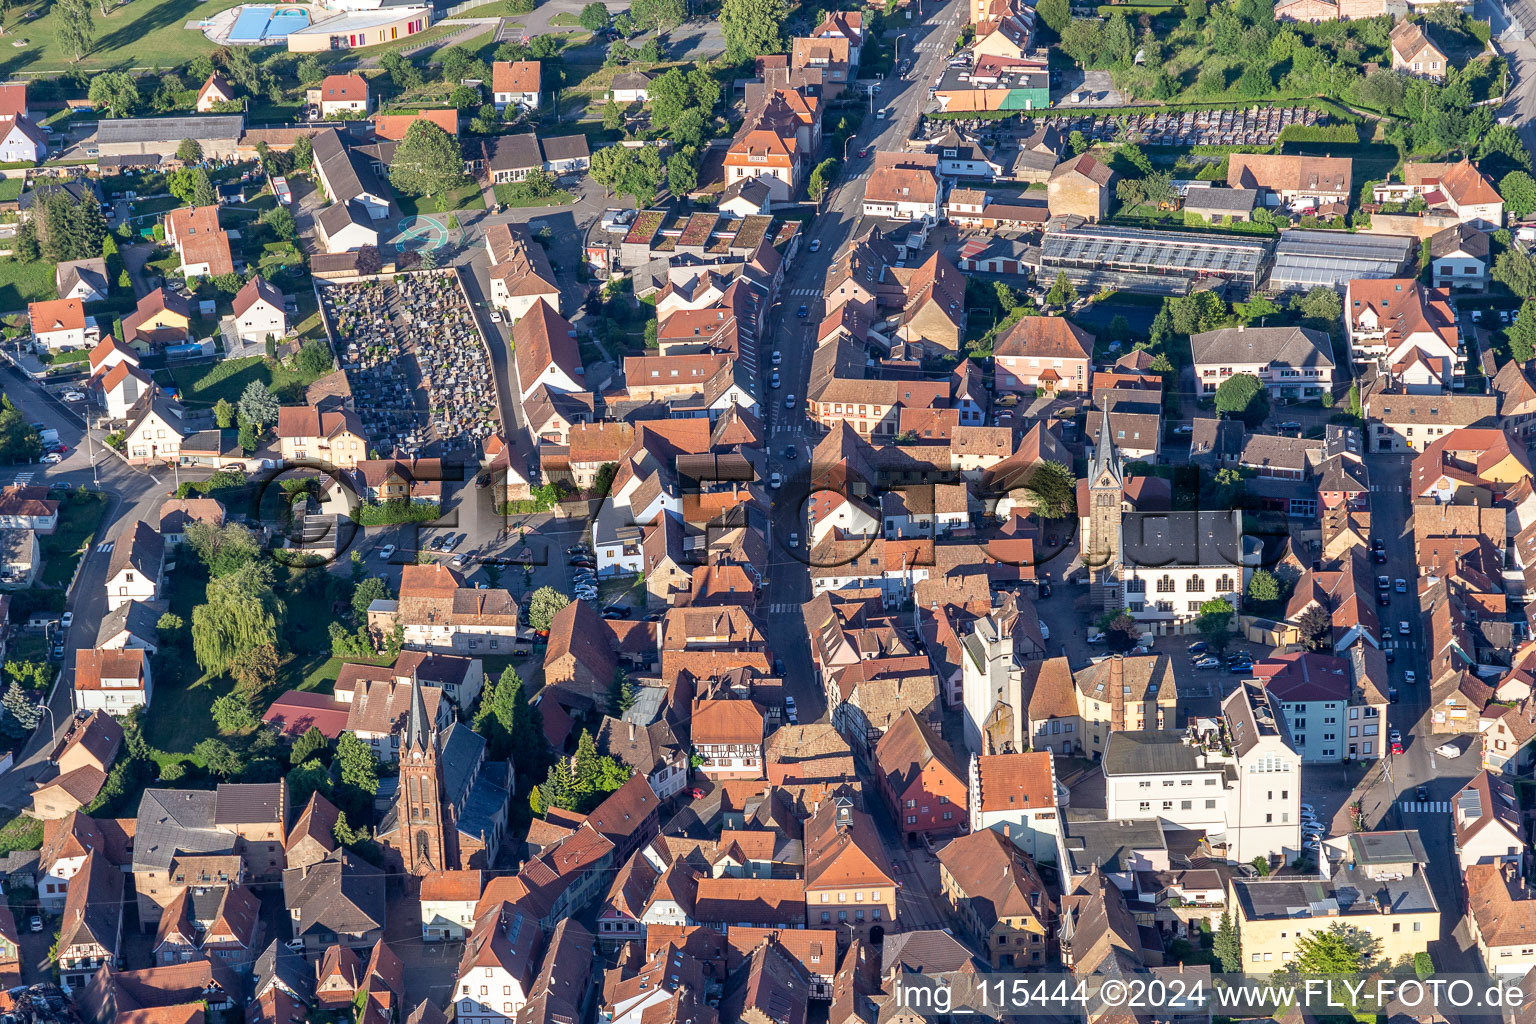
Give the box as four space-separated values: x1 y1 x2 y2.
770 371 781 389
1374 550 1387 564
377 544 396 560
1039 583 1051 598
429 535 447 551
1392 739 1404 754
1228 661 1253 674
1377 575 1390 590
61 390 85 402
1404 670 1417 684
809 239 821 252
785 394 796 409
1389 728 1402 745
1385 649 1395 663
60 612 72 629
1087 632 1106 644
784 444 797 460
772 351 782 365
41 452 61 464
1377 592 1390 606
1187 641 1208 655
1399 620 1410 635
788 532 799 548
1194 657 1220 669
28 916 41 933
690 787 706 799
769 471 782 489
1388 687 1399 703
1299 803 1316 818
1394 578 1407 593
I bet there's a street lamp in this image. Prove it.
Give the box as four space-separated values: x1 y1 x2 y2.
36 702 57 762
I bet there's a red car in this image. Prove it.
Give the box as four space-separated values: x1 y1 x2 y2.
1391 740 1404 755
859 148 870 158
690 787 706 799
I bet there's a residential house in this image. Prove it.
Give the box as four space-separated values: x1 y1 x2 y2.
937 828 1053 968
993 316 1094 394
122 289 193 350
165 205 234 279
57 851 123 991
275 405 368 469
1227 154 1353 206
0 116 47 163
370 563 520 656
803 795 898 944
196 74 236 112
1047 156 1114 222
312 75 370 117
485 223 560 320
0 529 38 587
861 153 941 222
512 299 583 402
969 751 1061 864
692 699 765 781
105 521 163 612
56 258 109 304
1466 861 1536 975
283 850 386 952
158 498 224 547
873 710 967 840
420 870 482 941
492 61 541 111
134 783 288 924
230 277 288 347
1430 224 1490 291
1391 20 1451 79
1363 390 1495 453
1454 771 1526 871
29 297 88 351
609 71 652 103
1254 650 1386 762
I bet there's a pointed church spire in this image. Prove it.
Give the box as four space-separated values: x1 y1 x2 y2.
1091 405 1122 489
405 671 431 753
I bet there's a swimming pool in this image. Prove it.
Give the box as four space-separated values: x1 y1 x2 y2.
228 4 311 43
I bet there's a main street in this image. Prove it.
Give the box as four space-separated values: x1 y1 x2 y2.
760 0 970 728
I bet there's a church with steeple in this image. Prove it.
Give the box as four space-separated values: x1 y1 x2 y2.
1086 412 1124 612
376 675 513 876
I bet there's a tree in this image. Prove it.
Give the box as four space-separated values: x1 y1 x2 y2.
721 0 789 62
189 167 217 208
1496 248 1536 298
602 101 625 131
1290 285 1342 325
527 586 571 631
579 0 610 29
1022 460 1078 519
1247 568 1281 605
1503 171 1536 218
475 665 539 772
88 72 139 119
1293 922 1383 975
297 54 324 84
610 669 638 716
667 153 698 196
212 398 236 429
2 681 41 731
1102 612 1142 653
176 137 204 164
238 380 279 431
156 612 185 642
290 726 329 766
56 0 94 61
333 810 369 848
336 732 379 796
632 0 686 30
1213 910 1242 972
1297 603 1333 652
265 205 296 242
294 339 333 378
0 395 41 464
389 120 469 210
1037 0 1070 32
539 757 577 812
287 759 331 807
1512 299 1536 364
231 641 279 700
1195 598 1235 650
186 521 260 577
648 67 691 126
1214 373 1269 427
1068 130 1089 155
193 738 245 778
12 221 37 263
1045 272 1077 308
191 560 283 676
351 576 391 620
291 135 313 172
211 693 259 734
1235 293 1282 324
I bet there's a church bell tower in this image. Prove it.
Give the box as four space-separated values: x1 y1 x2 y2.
1087 411 1124 612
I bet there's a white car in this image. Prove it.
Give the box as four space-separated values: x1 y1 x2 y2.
1404 670 1417 683
61 390 85 402
769 471 782 489
1086 632 1106 644
784 394 796 410
489 310 504 323
377 544 396 560
41 452 62 464
772 351 782 365
878 108 890 119
60 612 72 629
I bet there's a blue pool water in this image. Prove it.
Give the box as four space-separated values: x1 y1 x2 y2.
228 5 311 43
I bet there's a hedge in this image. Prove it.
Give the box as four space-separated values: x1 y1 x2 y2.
353 500 441 526
1276 123 1360 145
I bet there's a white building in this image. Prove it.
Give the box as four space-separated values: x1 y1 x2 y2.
73 648 153 717
29 297 88 351
968 751 1061 864
104 522 163 612
1256 650 1386 763
230 277 288 347
1096 682 1301 867
124 393 191 465
1117 510 1252 636
453 901 539 1023
491 60 541 111
1345 278 1462 385
0 116 48 164
1189 325 1336 401
420 870 480 941
1454 771 1527 872
1429 223 1489 292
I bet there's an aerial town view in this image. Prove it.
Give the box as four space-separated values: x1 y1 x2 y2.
5 0 1536 1015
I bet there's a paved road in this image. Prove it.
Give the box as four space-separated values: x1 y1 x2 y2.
757 0 970 727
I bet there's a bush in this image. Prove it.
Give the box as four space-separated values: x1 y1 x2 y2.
353 500 441 526
1276 123 1360 145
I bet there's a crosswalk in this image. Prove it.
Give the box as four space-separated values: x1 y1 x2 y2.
787 286 822 298
764 602 804 615
95 541 115 554
1399 800 1450 814
11 473 33 487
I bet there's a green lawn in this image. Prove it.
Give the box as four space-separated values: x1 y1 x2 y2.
397 183 487 216
0 257 58 310
0 813 43 854
0 0 248 75
40 490 108 588
143 563 219 757
549 11 581 25
169 354 329 408
492 184 576 207
0 178 22 203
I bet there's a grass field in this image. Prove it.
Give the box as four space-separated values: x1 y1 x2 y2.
0 257 58 310
397 182 487 216
40 490 108 588
169 354 329 408
0 178 23 203
0 0 248 76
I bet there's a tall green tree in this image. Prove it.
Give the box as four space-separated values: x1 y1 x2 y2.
1045 272 1077 307
1293 922 1383 975
336 732 379 795
1214 373 1269 427
186 521 260 577
579 1 610 29
1512 299 1536 364
191 560 283 676
1247 568 1281 604
56 0 94 61
290 726 329 766
667 152 698 197
0 396 41 464
210 694 258 734
238 380 279 431
1213 910 1242 971
176 138 204 163
389 120 469 210
194 738 245 778
539 756 577 812
721 0 789 61
526 586 571 631
1504 171 1536 218
1024 460 1078 519
88 72 139 118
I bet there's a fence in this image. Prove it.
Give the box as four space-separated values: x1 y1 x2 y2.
442 0 506 19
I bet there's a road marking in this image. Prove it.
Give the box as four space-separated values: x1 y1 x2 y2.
1399 800 1449 813
95 541 114 553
